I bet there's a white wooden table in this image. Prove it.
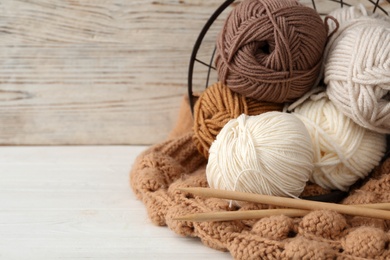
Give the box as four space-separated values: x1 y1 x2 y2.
0 146 231 259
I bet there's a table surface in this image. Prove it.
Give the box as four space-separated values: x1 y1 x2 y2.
0 146 232 259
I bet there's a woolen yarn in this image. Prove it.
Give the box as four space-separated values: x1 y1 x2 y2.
193 82 282 158
215 0 327 103
292 93 387 191
206 112 314 200
324 8 390 134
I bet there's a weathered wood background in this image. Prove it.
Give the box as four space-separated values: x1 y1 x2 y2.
0 0 388 145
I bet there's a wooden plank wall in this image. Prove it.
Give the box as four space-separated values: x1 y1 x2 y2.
0 0 388 145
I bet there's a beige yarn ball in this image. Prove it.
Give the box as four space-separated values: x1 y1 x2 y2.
324 9 390 134
206 112 314 200
292 93 386 191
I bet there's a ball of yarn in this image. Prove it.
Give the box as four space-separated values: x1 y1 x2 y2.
193 82 282 158
206 112 314 199
292 93 386 191
324 11 390 134
215 0 327 103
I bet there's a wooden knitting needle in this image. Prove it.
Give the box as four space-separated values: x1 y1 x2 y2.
177 187 390 221
174 209 308 222
174 203 390 222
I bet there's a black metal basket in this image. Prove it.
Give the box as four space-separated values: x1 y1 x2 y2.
187 0 390 201
187 0 389 112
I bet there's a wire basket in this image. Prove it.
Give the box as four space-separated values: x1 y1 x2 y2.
187 0 390 160
188 0 390 110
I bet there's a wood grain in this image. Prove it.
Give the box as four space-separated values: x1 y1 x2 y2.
0 0 388 145
0 146 232 259
0 0 227 145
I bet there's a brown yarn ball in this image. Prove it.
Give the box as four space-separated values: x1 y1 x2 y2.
193 82 282 158
215 0 327 103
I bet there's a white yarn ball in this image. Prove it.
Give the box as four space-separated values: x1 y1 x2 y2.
292 93 386 191
206 112 314 200
324 11 390 134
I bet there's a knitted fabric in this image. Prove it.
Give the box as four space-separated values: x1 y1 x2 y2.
130 96 390 260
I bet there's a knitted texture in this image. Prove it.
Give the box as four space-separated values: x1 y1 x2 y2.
193 82 282 158
130 96 390 259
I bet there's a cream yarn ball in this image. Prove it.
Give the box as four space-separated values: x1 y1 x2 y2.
292 93 386 191
324 8 390 134
206 112 314 199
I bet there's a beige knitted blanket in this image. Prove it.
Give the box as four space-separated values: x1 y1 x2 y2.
130 96 390 259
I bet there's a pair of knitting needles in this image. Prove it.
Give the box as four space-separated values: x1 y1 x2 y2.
174 187 390 222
